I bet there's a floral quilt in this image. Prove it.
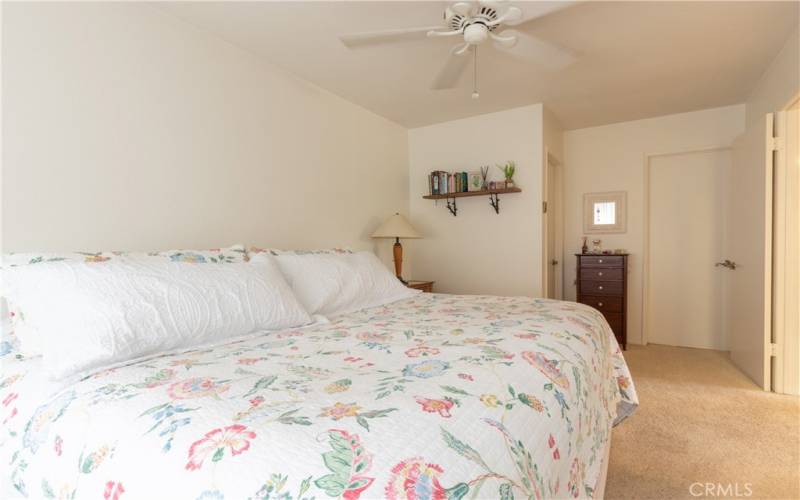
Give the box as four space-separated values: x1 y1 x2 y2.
0 294 637 500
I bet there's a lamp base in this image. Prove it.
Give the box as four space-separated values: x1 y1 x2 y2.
393 238 405 284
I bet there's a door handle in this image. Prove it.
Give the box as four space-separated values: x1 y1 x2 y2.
715 259 737 270
551 259 559 266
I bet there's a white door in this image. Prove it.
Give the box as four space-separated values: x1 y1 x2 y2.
544 156 563 299
648 149 730 349
728 114 773 391
771 108 798 395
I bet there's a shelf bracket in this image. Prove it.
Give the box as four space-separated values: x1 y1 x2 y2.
446 196 458 216
489 193 500 214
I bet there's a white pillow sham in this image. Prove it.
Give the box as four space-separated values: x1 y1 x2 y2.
1 257 312 379
1 244 247 357
251 250 419 317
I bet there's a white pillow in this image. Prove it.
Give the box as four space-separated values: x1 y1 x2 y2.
1 244 248 357
252 250 419 317
1 257 312 378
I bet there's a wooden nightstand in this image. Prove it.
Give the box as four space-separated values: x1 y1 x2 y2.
406 280 434 293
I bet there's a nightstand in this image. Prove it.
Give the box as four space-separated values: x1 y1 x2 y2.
406 280 434 293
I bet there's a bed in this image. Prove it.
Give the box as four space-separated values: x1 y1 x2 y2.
1 292 636 500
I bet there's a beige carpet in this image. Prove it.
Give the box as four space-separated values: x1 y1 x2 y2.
605 344 800 500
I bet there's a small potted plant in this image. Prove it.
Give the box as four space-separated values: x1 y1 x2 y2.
497 161 516 188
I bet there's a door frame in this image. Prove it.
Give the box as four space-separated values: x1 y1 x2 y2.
773 96 800 395
641 145 732 346
541 148 564 299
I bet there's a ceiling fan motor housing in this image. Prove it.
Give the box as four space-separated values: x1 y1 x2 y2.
445 4 499 44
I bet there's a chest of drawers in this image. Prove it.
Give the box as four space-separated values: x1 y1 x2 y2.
575 254 628 349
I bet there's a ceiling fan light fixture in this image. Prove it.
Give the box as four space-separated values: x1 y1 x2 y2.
463 23 489 45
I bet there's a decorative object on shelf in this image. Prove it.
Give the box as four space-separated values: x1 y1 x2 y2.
592 239 602 253
581 237 588 254
423 187 521 217
497 161 516 188
583 191 627 234
468 172 482 192
406 280 434 293
480 166 489 190
371 213 422 284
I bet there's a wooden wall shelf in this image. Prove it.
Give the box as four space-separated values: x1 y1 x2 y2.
423 187 521 216
422 187 521 200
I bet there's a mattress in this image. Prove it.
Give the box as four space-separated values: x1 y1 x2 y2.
0 293 637 499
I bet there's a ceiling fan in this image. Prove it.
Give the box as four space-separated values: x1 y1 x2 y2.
339 1 577 97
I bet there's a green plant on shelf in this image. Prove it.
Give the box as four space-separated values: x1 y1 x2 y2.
497 161 516 182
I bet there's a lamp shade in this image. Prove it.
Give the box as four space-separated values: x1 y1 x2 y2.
371 213 422 239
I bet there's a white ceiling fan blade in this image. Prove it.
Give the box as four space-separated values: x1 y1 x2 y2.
490 31 517 47
505 1 578 27
427 29 465 38
454 43 472 56
494 30 576 71
431 44 472 90
451 2 476 17
487 6 522 27
339 26 444 48
479 0 508 10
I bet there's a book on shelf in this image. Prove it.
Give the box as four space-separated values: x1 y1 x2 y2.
428 170 472 196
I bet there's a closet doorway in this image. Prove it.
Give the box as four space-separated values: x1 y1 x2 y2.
646 148 731 349
543 152 563 299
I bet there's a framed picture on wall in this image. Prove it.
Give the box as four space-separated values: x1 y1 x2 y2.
583 191 627 233
468 172 482 192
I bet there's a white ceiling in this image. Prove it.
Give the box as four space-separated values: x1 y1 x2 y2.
158 1 798 129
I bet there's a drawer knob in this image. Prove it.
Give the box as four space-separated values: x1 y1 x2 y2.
598 259 603 263
598 302 604 307
598 286 604 290
598 272 604 276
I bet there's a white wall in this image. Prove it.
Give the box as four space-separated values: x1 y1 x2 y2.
563 105 746 345
408 105 544 296
745 27 799 126
1 3 408 265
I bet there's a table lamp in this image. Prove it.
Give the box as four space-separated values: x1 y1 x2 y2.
371 213 421 283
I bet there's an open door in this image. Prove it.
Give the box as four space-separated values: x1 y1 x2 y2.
543 153 563 299
772 107 799 395
727 114 773 390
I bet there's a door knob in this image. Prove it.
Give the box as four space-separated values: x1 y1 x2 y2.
715 259 737 270
551 259 559 265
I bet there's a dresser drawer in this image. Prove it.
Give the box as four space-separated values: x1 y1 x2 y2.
578 295 623 313
580 267 623 281
579 280 623 296
580 255 624 267
603 312 624 341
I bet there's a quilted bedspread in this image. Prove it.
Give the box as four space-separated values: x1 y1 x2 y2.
1 294 637 500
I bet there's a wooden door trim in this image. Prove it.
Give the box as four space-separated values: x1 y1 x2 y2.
642 145 732 346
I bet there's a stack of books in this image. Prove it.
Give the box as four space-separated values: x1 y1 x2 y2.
428 171 469 195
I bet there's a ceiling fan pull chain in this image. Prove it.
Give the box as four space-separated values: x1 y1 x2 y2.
472 45 480 99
